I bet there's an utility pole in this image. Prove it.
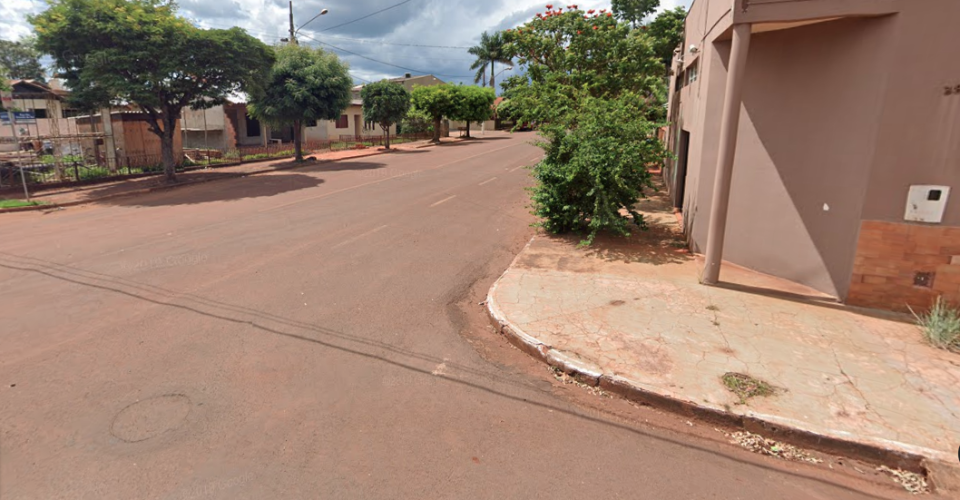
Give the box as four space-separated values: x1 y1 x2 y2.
285 3 326 46
288 1 297 45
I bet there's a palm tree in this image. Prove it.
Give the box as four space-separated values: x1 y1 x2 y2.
469 31 512 91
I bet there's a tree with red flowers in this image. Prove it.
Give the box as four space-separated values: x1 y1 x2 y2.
500 5 668 243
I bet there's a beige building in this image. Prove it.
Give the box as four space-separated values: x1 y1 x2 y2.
302 74 447 142
180 101 269 150
665 0 960 312
0 80 81 153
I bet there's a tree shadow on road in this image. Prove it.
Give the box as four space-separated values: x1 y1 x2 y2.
93 172 326 207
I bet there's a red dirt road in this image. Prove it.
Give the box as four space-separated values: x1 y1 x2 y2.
0 133 908 499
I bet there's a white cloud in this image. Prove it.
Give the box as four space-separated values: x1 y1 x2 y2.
2 0 694 84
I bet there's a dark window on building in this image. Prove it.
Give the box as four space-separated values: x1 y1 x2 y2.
336 114 349 129
245 114 261 137
305 118 318 127
32 109 48 119
62 108 82 118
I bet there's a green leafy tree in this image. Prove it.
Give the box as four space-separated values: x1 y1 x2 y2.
31 0 274 182
502 5 668 243
410 84 457 144
648 6 686 72
361 80 410 149
0 38 45 82
449 85 495 138
0 67 10 93
399 107 433 135
468 31 512 89
249 45 351 162
612 0 661 28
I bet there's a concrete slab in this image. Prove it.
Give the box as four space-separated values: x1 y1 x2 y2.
488 186 960 475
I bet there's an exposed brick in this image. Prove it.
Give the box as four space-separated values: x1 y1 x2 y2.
848 221 960 312
907 254 951 267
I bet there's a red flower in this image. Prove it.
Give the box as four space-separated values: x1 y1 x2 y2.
587 9 594 14
606 12 613 17
546 3 553 8
600 9 606 13
593 25 598 30
571 4 578 9
577 30 582 34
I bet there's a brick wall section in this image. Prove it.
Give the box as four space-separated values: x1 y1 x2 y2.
847 220 960 312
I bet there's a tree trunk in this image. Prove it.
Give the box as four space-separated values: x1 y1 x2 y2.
465 121 471 138
160 129 176 182
491 60 495 90
293 119 304 162
382 124 391 149
432 116 442 143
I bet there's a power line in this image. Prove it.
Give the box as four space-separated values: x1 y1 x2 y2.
321 0 415 32
306 32 471 50
199 21 470 51
298 33 473 79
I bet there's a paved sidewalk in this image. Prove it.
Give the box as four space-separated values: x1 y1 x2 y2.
487 187 960 477
0 137 454 209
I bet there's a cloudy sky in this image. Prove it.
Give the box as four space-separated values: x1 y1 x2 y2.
2 0 692 86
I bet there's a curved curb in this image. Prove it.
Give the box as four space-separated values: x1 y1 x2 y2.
485 237 958 486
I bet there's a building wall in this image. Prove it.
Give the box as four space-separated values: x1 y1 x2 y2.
112 114 183 167
671 0 960 310
181 105 225 132
861 0 960 226
718 17 893 298
308 104 398 142
845 0 960 310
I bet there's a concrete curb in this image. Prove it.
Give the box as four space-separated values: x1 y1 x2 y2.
0 147 400 214
485 237 960 490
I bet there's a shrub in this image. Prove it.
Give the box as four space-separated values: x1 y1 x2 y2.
530 93 665 244
912 297 960 352
502 5 669 243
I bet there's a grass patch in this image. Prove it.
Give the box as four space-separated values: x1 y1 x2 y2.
0 199 44 209
911 297 960 352
722 372 775 405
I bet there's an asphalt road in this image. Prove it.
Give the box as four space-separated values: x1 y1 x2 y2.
0 132 908 499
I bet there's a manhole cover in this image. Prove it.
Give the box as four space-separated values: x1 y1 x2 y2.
111 394 191 443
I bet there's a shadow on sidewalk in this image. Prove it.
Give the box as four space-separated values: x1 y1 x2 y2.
90 172 327 208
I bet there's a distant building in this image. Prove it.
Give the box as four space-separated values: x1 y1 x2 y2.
180 101 269 150
0 79 81 153
302 74 449 142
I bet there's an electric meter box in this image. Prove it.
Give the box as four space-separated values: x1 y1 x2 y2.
904 185 950 223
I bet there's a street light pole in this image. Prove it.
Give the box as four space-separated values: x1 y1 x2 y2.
286 2 328 46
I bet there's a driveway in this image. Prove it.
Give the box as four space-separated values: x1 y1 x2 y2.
0 132 908 499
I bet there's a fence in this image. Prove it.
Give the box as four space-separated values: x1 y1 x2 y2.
0 132 433 191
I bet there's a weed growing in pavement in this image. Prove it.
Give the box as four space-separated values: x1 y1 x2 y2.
722 430 823 464
910 297 960 352
721 372 775 405
876 465 929 495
